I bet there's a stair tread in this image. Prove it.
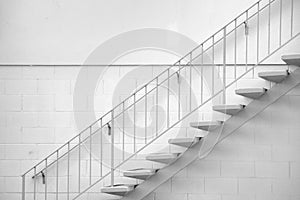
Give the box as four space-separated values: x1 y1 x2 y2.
190 121 223 131
123 168 158 180
101 184 136 196
123 168 157 174
146 153 180 164
146 153 179 158
282 54 300 66
168 137 201 147
258 70 289 83
213 104 245 115
235 88 267 99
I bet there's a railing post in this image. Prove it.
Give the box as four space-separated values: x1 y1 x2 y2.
133 94 136 152
223 27 226 104
177 65 181 121
34 167 36 200
22 175 25 200
245 11 249 69
156 77 159 136
67 143 70 200
145 86 147 143
234 19 237 80
56 151 59 200
279 0 282 45
100 118 103 176
110 111 115 187
167 69 170 128
189 53 192 112
201 44 204 104
45 159 47 200
268 0 271 54
257 1 260 63
122 103 125 161
89 126 92 186
78 135 81 193
291 0 294 37
212 35 215 96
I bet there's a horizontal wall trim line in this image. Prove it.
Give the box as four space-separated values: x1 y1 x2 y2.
0 63 288 67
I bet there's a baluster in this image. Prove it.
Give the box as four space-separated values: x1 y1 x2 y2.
45 159 47 200
279 0 282 45
156 77 159 136
89 126 92 186
189 53 192 112
234 19 237 85
167 69 170 128
257 1 260 63
56 151 59 200
22 174 25 200
100 119 103 176
201 44 204 104
212 35 215 96
223 27 227 104
67 143 70 200
110 111 115 186
245 11 249 71
145 86 147 143
34 167 36 200
291 0 294 37
78 135 81 193
133 94 136 152
122 103 125 161
177 66 181 120
268 0 271 54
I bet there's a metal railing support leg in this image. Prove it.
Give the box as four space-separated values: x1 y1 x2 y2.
223 27 227 104
110 111 115 187
22 175 25 200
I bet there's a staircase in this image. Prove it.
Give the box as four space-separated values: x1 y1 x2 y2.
21 0 300 199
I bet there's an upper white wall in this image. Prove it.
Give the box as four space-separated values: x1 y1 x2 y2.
0 0 257 64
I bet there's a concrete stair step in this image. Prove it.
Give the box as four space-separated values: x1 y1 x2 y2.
123 168 158 180
145 153 180 164
190 121 223 131
282 54 300 67
258 70 289 83
168 137 202 147
101 184 137 196
212 104 245 115
235 88 267 99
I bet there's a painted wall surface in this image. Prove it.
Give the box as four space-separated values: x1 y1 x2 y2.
0 0 300 199
0 0 257 64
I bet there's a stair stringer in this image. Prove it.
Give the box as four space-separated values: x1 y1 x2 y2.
218 67 300 144
198 68 300 161
121 67 300 200
121 139 204 200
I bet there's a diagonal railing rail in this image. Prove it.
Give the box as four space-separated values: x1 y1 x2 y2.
21 0 299 199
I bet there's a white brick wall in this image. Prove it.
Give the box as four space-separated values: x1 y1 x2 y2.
171 178 205 193
23 95 54 111
0 65 175 199
221 161 254 177
205 178 237 194
0 95 22 111
0 66 81 200
238 178 272 194
0 64 300 200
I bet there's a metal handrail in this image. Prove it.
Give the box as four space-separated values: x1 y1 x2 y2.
21 0 272 177
21 0 297 199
